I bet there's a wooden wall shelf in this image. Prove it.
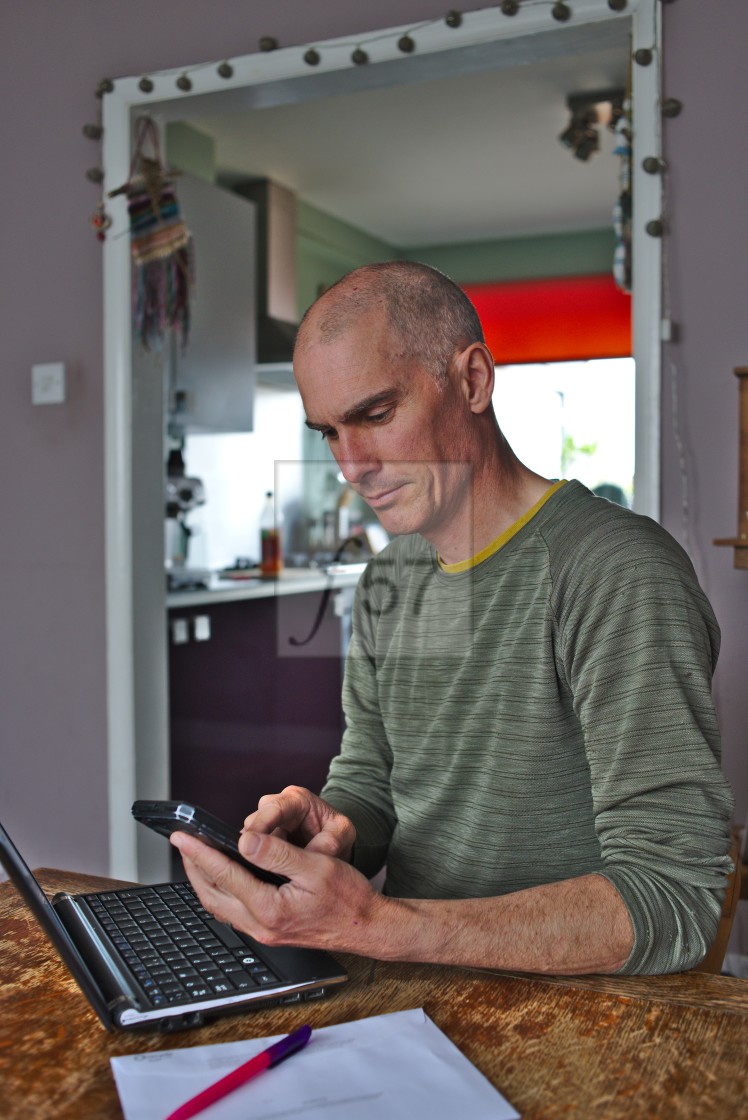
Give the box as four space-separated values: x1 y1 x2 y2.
714 366 748 569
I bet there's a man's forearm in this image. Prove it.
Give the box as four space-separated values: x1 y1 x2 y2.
174 825 634 977
360 873 634 975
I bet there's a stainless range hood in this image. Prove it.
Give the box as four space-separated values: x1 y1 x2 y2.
233 178 298 365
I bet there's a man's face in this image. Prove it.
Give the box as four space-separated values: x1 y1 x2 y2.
295 309 473 543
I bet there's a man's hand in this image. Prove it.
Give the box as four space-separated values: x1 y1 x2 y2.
169 826 383 953
242 786 356 862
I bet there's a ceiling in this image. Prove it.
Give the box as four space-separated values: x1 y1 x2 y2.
191 42 629 249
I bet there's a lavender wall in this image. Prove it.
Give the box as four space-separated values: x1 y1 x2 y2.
0 0 457 874
1 1 746 878
661 0 748 828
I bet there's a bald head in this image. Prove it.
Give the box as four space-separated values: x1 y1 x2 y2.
295 261 485 384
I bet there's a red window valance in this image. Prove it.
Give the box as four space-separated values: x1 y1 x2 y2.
461 274 632 365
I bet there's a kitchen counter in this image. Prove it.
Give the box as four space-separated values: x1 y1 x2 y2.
166 562 366 609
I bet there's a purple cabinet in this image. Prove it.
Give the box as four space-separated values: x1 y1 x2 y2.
168 592 345 829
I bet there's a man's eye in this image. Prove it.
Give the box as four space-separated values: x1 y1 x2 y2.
369 408 393 424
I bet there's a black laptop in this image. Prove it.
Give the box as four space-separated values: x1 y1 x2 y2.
0 818 347 1032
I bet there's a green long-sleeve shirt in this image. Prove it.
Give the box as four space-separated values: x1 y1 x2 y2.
322 481 734 974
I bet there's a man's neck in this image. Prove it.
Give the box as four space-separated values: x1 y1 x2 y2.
428 446 553 567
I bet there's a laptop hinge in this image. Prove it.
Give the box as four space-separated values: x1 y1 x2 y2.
53 893 144 1016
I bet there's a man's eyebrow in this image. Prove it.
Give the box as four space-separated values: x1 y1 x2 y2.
304 388 403 431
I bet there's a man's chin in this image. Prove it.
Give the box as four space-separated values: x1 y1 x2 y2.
361 484 430 537
371 504 421 539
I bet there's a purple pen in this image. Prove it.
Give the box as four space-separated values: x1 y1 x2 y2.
165 1024 313 1120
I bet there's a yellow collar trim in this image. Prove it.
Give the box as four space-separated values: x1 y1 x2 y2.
438 480 567 574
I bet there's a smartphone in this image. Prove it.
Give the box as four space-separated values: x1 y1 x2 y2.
132 800 289 886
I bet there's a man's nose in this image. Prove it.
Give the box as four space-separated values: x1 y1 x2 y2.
333 432 380 486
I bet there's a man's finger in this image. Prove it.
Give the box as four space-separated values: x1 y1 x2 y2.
170 832 270 930
243 791 307 836
238 827 318 883
168 832 257 896
170 831 231 881
305 828 349 857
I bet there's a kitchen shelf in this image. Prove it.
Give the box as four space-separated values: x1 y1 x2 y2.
166 564 364 609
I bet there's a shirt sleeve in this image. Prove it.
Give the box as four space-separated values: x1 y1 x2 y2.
321 560 398 879
552 514 735 974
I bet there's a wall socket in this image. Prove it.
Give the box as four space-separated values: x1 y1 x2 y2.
193 615 211 641
32 363 66 405
171 618 189 645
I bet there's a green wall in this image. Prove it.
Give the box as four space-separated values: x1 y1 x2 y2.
166 122 216 183
402 228 616 284
296 201 615 315
297 201 394 317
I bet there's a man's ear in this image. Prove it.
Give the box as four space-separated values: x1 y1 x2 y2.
459 343 495 414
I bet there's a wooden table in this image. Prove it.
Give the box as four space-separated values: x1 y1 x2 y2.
2 870 748 1119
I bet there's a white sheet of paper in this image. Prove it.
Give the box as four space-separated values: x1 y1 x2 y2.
110 1007 520 1120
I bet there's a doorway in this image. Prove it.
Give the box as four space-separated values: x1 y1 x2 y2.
102 1 663 879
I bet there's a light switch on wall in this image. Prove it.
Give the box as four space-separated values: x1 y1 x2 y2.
32 363 66 405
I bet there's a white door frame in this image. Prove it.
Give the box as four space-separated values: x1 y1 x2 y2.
102 0 662 878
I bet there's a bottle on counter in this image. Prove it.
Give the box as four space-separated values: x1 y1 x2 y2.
259 490 284 576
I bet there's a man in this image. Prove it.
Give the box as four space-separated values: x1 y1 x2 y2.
172 261 734 975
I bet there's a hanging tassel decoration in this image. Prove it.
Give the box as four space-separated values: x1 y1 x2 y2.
109 118 194 349
612 97 632 293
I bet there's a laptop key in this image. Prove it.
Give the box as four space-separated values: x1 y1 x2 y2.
209 953 236 967
183 977 209 990
195 931 220 944
187 986 212 999
229 971 255 990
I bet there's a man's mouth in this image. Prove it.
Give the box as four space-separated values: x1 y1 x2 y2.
359 483 406 508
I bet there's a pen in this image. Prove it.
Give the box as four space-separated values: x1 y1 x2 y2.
164 1023 312 1120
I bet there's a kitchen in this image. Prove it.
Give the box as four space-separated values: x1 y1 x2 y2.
118 5 655 881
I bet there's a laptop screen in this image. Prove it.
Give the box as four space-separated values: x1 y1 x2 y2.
0 820 112 1029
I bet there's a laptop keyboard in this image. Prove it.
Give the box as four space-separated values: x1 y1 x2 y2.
84 882 281 1008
